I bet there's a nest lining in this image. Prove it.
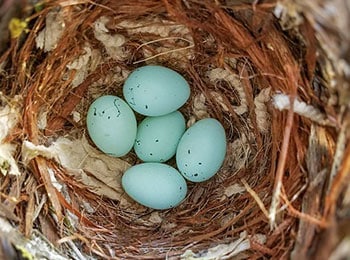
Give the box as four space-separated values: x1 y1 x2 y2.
0 0 348 259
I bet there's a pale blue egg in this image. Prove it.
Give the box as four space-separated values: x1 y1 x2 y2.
122 163 187 210
176 118 227 182
123 65 190 116
86 95 137 157
134 111 186 162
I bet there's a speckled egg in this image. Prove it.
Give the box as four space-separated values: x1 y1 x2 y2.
134 111 186 162
176 118 227 182
122 163 187 210
86 95 137 157
123 65 190 116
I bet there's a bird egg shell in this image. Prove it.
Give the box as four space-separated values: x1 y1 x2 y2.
122 163 187 210
123 65 190 116
134 111 186 162
176 118 227 182
86 95 137 157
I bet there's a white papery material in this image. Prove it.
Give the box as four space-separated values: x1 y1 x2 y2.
272 93 332 126
0 93 21 175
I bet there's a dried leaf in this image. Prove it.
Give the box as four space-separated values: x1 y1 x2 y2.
35 11 65 52
224 183 246 197
93 16 127 59
66 45 102 87
22 136 131 201
181 232 266 260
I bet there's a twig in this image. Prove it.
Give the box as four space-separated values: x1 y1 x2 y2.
269 94 295 229
241 179 269 219
280 192 328 228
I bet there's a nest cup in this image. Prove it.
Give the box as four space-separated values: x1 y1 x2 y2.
0 0 347 259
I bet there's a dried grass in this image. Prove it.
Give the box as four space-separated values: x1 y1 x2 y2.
0 0 348 259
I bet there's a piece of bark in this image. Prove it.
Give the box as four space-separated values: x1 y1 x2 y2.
291 125 332 259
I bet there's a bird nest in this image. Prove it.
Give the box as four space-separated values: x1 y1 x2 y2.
0 0 349 259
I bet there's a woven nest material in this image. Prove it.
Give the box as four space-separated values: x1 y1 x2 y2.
0 0 349 259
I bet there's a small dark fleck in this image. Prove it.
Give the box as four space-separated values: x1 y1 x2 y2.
179 187 182 190
183 172 187 175
108 116 111 119
136 84 140 88
198 162 202 165
136 140 141 145
145 105 148 109
102 110 105 114
169 205 173 208
155 139 159 143
187 149 191 154
146 124 149 127
185 164 188 167
150 153 153 156
194 173 198 177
